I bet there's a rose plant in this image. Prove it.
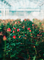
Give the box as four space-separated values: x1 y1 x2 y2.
0 19 44 60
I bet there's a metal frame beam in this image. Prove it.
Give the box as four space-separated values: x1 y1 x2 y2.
1 0 11 7
39 2 44 6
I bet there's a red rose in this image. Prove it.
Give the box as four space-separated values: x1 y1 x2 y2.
19 36 21 38
24 19 26 21
0 32 3 35
13 35 16 39
14 28 16 29
13 30 15 33
17 29 20 32
37 34 39 36
27 28 30 30
7 28 11 32
25 34 27 36
42 24 43 25
18 21 20 23
32 24 34 26
29 30 31 32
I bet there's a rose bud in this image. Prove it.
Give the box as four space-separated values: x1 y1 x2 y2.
29 30 31 32
22 26 25 29
7 28 11 32
25 34 26 36
3 35 7 41
37 34 39 36
13 30 15 33
32 24 34 26
33 46 35 48
24 19 26 21
42 24 44 25
15 22 17 24
17 29 20 32
0 32 3 35
18 21 20 23
13 35 16 39
19 36 21 38
14 27 16 29
27 28 30 30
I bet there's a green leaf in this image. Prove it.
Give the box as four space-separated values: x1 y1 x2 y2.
10 54 16 58
11 43 15 46
33 56 36 60
6 45 9 48
16 42 21 45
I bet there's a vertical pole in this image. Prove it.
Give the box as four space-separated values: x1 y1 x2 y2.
3 8 5 19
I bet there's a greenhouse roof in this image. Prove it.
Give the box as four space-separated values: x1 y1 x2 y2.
0 0 44 10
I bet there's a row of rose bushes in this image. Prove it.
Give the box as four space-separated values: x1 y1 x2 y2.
33 19 44 31
0 19 44 60
0 19 21 25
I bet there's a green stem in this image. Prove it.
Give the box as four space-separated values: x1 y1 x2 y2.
3 41 6 60
34 42 37 56
35 48 37 55
39 59 43 60
9 32 12 60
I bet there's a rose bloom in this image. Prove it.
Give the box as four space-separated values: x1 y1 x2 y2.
13 30 15 33
19 36 21 38
15 22 17 24
37 34 39 36
29 30 31 32
3 35 7 41
17 29 20 32
27 28 30 30
25 34 27 36
7 28 11 32
24 19 26 21
13 35 16 39
0 32 3 35
32 24 34 26
18 21 20 23
14 27 16 29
